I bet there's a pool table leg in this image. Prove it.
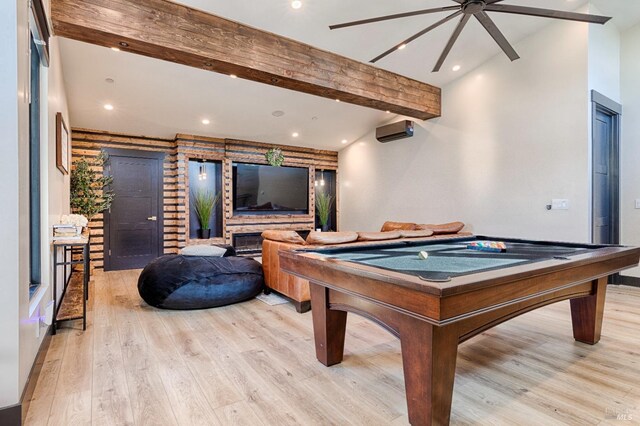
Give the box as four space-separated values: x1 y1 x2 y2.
570 277 607 345
309 283 347 366
400 317 459 426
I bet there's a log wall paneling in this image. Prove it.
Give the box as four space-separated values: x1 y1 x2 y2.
71 129 339 269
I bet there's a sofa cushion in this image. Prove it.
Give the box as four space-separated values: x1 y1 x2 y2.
180 245 228 257
416 222 465 235
380 221 418 232
399 229 435 238
306 231 358 245
357 231 402 241
261 230 306 245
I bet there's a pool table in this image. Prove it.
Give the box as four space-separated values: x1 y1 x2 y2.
279 236 640 426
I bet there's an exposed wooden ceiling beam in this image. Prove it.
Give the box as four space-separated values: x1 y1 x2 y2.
51 0 441 120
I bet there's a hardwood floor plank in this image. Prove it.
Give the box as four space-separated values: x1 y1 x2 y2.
90 271 135 426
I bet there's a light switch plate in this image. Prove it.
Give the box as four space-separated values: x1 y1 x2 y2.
636 199 640 209
551 199 570 210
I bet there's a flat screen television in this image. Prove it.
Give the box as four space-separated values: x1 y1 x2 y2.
232 162 309 215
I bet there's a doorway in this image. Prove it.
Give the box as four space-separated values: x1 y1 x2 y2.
104 149 165 271
591 90 621 246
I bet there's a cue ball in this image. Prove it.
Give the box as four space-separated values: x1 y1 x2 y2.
418 251 429 260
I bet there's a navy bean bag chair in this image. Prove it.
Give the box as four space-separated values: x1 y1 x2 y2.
138 249 264 310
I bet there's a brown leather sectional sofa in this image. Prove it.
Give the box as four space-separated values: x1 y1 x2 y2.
261 221 469 312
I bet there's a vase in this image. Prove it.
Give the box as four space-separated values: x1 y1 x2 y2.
197 229 211 239
321 224 330 232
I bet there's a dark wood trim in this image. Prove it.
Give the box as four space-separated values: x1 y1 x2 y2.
614 274 640 288
50 0 441 119
0 404 21 426
103 148 166 271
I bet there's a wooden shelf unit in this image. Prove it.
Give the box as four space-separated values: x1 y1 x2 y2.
52 231 90 333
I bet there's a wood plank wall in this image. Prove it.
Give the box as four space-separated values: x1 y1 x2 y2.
71 128 339 269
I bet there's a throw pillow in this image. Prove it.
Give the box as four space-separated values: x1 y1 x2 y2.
261 230 306 245
399 229 435 238
416 222 465 235
380 221 418 232
357 231 401 241
306 231 358 245
180 245 228 257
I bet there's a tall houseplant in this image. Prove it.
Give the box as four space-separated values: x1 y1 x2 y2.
315 192 334 232
192 189 221 239
70 151 115 221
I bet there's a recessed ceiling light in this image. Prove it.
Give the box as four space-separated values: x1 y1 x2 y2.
119 42 129 47
292 132 299 138
335 99 340 103
272 110 285 117
111 47 120 52
341 139 348 144
104 104 114 111
386 110 390 114
452 65 461 72
229 74 238 79
398 44 407 50
105 78 115 84
291 0 302 9
202 119 210 125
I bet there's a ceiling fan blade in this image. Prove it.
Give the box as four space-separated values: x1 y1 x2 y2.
433 14 471 72
474 11 520 61
329 6 460 30
485 4 611 24
370 10 462 63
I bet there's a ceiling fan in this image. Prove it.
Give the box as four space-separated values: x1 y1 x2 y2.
329 1 611 72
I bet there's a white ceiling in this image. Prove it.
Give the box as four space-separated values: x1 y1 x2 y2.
59 0 640 150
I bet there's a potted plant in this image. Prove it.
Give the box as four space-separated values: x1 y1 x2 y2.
192 189 221 239
70 151 115 221
315 192 334 232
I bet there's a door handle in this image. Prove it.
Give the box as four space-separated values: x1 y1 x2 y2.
147 216 157 221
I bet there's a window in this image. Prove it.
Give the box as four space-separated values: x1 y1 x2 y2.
29 34 42 298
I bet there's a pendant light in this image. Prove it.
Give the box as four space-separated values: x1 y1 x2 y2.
198 160 207 181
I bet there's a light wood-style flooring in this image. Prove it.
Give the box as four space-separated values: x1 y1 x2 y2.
25 270 640 425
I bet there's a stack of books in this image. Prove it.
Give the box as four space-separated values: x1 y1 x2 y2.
53 224 80 239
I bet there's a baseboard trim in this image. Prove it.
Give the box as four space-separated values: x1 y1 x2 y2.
0 404 21 426
614 275 640 288
20 325 52 422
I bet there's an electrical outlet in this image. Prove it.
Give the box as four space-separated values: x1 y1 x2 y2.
551 199 570 210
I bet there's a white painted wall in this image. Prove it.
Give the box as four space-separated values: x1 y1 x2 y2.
588 4 621 104
340 19 591 243
621 23 640 277
0 0 23 409
0 0 71 409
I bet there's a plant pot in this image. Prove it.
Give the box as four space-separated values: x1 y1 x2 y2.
197 229 211 239
321 224 330 232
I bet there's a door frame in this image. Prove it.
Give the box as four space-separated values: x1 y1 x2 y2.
103 148 166 271
590 90 622 245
